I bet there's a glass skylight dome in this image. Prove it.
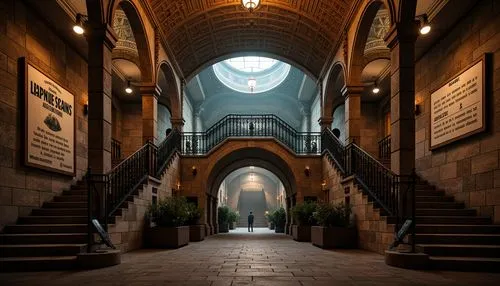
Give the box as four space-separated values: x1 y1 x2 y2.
213 56 291 94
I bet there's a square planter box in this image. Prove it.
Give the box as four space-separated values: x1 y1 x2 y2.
147 226 189 248
275 225 285 233
189 224 205 242
292 225 311 242
219 223 229 233
311 226 357 249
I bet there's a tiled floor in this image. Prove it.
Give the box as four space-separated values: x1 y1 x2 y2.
1 227 500 286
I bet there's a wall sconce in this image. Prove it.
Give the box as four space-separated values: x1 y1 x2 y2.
83 100 88 116
304 166 310 177
73 13 87 35
415 104 422 116
176 182 181 190
191 166 197 176
417 14 431 35
321 180 327 190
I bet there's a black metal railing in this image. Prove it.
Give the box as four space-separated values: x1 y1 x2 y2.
321 129 416 251
181 114 321 155
86 129 181 250
378 135 391 160
111 138 121 162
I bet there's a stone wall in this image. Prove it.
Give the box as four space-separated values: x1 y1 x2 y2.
359 102 382 158
121 103 142 157
0 1 88 229
322 156 394 254
108 156 180 252
414 0 500 222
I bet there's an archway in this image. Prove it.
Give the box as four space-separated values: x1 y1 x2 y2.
205 147 298 235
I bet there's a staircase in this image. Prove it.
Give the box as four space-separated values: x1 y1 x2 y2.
0 180 93 271
237 191 268 228
409 179 500 272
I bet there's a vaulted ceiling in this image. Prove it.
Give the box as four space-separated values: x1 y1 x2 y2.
149 0 355 79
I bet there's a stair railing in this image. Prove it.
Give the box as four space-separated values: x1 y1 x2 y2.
181 114 321 155
378 135 391 160
85 129 181 249
321 129 416 251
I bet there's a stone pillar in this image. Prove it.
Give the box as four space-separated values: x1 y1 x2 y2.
87 24 117 174
206 195 212 236
140 84 161 145
385 24 418 175
318 117 333 130
288 195 296 235
342 86 363 145
193 107 204 133
171 118 185 132
285 197 291 234
212 198 218 234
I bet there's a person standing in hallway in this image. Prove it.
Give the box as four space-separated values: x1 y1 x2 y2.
248 211 254 232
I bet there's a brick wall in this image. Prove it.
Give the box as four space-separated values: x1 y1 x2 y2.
415 0 500 222
0 1 88 229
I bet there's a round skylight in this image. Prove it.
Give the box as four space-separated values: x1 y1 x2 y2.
213 56 291 94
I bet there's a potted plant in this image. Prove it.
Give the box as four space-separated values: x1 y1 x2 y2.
145 196 190 248
228 209 239 230
273 207 287 233
291 201 317 242
218 206 230 233
311 202 356 249
265 211 275 230
187 203 205 242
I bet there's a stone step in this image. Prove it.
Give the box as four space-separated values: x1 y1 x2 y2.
429 256 500 272
43 201 87 208
0 256 77 272
0 244 86 257
416 202 465 209
63 190 88 196
0 233 87 244
32 208 88 216
416 196 454 202
413 233 500 245
416 224 500 234
416 216 490 225
419 244 500 258
3 224 88 234
416 208 476 216
18 216 87 224
415 189 443 196
54 195 87 202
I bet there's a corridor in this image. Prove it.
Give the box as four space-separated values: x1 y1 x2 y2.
1 228 499 286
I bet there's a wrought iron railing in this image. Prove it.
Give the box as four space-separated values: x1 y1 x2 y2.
378 135 391 160
111 138 121 162
86 129 181 249
181 114 321 155
321 129 416 251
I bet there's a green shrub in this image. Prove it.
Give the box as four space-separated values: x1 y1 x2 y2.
313 202 352 228
186 203 202 225
273 207 287 228
292 201 318 226
218 206 230 226
228 209 240 224
147 196 190 227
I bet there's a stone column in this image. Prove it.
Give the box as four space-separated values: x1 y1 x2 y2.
212 198 218 234
318 117 333 130
140 84 161 145
342 86 363 145
285 197 291 234
385 24 418 175
288 195 296 235
205 194 212 236
171 118 185 132
193 107 204 133
87 24 117 174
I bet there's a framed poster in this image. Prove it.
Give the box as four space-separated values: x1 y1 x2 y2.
430 55 488 150
22 58 76 176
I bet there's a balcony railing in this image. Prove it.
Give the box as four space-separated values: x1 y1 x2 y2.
181 114 321 155
378 135 391 160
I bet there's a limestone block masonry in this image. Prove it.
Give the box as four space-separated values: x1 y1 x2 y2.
0 0 89 230
414 0 500 223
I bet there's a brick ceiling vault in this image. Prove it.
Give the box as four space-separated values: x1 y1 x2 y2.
150 0 354 79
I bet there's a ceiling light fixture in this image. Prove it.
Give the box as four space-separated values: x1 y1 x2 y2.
241 0 261 12
248 77 257 92
418 14 431 35
372 82 380 94
73 13 87 35
125 80 133 94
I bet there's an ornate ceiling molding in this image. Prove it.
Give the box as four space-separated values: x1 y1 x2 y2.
150 0 354 79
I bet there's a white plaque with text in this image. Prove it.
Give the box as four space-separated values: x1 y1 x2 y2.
24 60 75 176
430 58 486 150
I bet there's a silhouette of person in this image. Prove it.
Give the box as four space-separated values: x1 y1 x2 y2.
332 128 341 138
248 211 254 232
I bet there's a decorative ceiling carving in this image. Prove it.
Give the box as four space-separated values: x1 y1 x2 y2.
150 0 354 79
363 8 390 56
113 8 139 57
